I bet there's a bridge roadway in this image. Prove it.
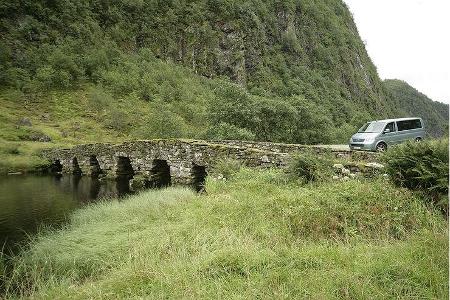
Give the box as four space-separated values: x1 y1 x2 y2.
41 139 374 188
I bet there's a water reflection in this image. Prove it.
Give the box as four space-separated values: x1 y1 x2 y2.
0 175 133 254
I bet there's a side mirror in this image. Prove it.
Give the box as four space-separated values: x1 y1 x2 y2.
383 128 391 134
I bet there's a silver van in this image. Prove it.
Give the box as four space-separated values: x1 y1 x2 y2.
349 117 425 152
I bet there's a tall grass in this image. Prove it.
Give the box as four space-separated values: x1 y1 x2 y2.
4 169 448 299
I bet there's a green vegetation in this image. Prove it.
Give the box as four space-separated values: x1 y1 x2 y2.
0 141 50 174
383 139 449 213
384 80 449 137
4 169 448 298
288 150 333 183
0 0 447 174
1 1 448 297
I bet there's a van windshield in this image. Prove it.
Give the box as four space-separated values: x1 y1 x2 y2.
358 122 385 133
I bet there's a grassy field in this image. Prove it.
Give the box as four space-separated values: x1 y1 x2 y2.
3 169 448 299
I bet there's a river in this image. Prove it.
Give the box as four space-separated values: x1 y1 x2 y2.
0 175 132 254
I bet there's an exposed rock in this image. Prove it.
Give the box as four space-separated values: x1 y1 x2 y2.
346 164 361 173
30 133 52 142
332 175 340 180
365 162 385 169
260 155 270 163
8 172 23 175
341 168 351 175
40 113 51 121
333 163 344 169
18 117 32 127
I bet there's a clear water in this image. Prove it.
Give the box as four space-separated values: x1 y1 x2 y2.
0 175 132 254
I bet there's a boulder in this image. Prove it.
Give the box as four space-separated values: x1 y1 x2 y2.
365 162 385 169
333 163 344 169
29 133 52 142
18 117 32 127
341 168 351 175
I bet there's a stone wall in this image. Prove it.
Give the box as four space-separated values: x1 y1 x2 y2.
40 139 378 187
209 140 377 161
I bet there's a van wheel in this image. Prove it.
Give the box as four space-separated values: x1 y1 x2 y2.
415 137 422 142
376 142 387 152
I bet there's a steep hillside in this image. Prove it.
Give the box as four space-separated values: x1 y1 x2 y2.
0 0 446 156
0 1 391 140
384 80 449 137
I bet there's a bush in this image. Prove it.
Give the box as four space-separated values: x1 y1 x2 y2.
383 139 449 212
87 86 113 112
105 110 130 132
288 149 333 184
205 122 255 141
133 104 186 139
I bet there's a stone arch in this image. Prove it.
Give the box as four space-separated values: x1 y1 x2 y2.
116 156 135 178
191 164 207 192
149 159 171 188
72 157 82 175
50 159 63 173
89 155 103 177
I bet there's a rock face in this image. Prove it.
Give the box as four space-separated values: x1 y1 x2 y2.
41 139 379 187
29 133 52 142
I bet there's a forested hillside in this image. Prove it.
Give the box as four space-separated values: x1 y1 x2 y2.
384 80 449 137
0 0 447 150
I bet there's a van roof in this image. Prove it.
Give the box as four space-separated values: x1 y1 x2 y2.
371 117 422 123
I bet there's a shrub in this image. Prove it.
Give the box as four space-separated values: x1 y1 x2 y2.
0 144 20 155
105 110 130 132
205 122 255 141
133 106 186 139
288 149 333 184
87 86 113 112
383 139 449 212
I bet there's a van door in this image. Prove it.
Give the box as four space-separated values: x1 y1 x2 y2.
382 122 397 145
396 119 422 142
396 120 411 142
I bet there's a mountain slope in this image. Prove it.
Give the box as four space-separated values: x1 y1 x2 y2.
384 79 449 137
0 0 447 151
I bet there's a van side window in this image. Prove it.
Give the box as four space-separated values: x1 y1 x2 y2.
385 122 395 132
397 119 421 131
414 119 422 129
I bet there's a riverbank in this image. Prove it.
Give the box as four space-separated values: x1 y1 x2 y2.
3 169 448 299
0 140 51 175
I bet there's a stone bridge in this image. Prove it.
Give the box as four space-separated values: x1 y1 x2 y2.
41 139 375 190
